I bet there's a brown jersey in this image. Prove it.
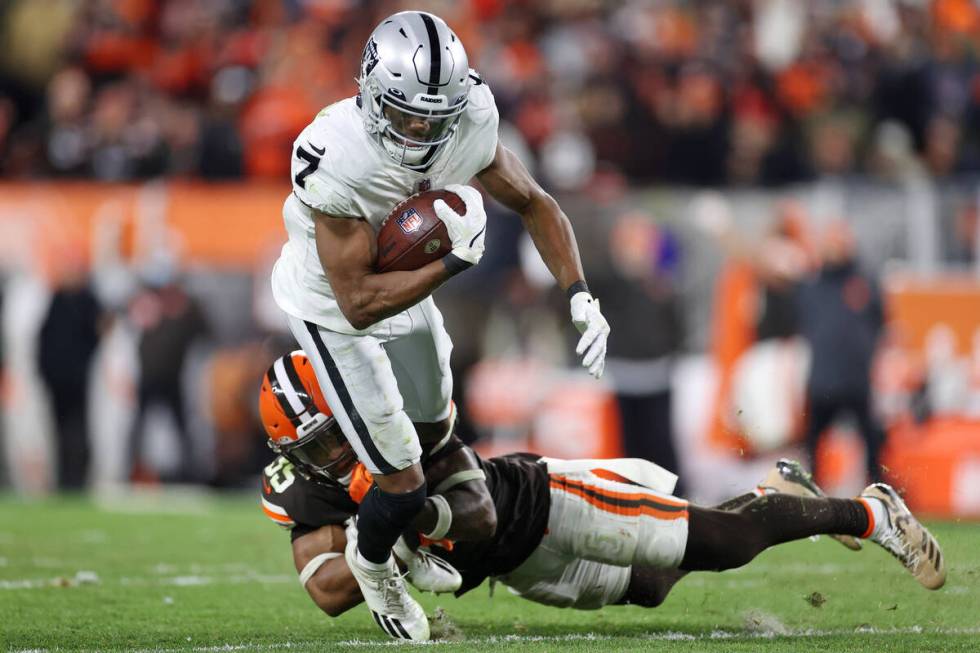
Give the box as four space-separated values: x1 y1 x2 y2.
260 447 551 595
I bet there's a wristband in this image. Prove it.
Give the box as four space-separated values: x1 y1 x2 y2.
421 494 452 541
442 253 473 277
565 280 590 301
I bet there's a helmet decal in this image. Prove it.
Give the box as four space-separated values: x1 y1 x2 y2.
362 38 380 79
417 12 442 93
270 355 318 428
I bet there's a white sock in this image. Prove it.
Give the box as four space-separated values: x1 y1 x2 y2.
356 551 391 572
860 497 889 539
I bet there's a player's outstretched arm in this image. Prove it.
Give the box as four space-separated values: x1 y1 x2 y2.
292 524 361 617
313 210 453 329
477 144 584 289
477 144 610 378
413 444 496 542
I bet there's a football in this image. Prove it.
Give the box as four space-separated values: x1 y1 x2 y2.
375 189 462 272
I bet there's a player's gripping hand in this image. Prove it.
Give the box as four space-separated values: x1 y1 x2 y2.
570 291 610 379
434 184 487 270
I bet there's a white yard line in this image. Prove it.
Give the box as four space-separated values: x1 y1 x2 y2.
10 628 980 652
334 626 980 647
0 573 294 590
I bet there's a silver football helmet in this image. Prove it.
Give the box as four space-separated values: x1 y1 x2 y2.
358 11 471 170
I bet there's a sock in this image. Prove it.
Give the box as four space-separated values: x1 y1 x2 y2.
357 551 390 571
714 492 762 511
857 497 888 539
681 495 871 572
356 483 427 565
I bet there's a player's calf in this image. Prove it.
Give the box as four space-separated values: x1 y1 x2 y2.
357 465 426 564
680 494 871 572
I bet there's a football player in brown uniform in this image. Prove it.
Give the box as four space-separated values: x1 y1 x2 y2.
259 352 945 639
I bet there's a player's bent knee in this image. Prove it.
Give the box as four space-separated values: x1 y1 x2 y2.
621 567 676 608
357 382 405 423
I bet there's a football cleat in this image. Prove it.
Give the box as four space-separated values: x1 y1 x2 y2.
393 536 463 594
860 483 946 590
760 459 862 551
344 525 430 640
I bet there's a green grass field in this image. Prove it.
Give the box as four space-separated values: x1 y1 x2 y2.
1 492 978 652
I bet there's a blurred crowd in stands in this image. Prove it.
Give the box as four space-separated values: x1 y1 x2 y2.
2 0 979 496
3 0 980 186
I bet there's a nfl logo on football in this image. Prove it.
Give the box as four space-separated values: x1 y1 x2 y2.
397 208 424 234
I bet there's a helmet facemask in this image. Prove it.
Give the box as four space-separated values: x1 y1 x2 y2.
269 413 357 485
360 76 468 169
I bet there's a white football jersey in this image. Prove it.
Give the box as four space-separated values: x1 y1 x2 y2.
271 75 499 334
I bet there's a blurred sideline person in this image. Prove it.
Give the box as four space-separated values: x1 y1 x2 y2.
257 353 945 636
797 221 886 483
269 12 609 639
591 214 686 495
37 256 106 491
127 260 210 483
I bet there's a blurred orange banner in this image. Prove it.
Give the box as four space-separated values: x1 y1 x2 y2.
886 273 980 356
0 182 289 272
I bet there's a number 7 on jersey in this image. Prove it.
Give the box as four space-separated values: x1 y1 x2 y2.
294 144 323 189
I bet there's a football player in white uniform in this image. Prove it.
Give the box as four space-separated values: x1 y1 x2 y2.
270 11 610 641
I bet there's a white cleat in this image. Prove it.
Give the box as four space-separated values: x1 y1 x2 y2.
861 483 946 590
393 536 463 594
760 458 862 551
344 525 430 640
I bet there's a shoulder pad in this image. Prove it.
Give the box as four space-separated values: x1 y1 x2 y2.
291 99 374 217
465 73 497 126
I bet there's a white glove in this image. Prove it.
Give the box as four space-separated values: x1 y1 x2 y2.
433 184 487 267
570 291 610 379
